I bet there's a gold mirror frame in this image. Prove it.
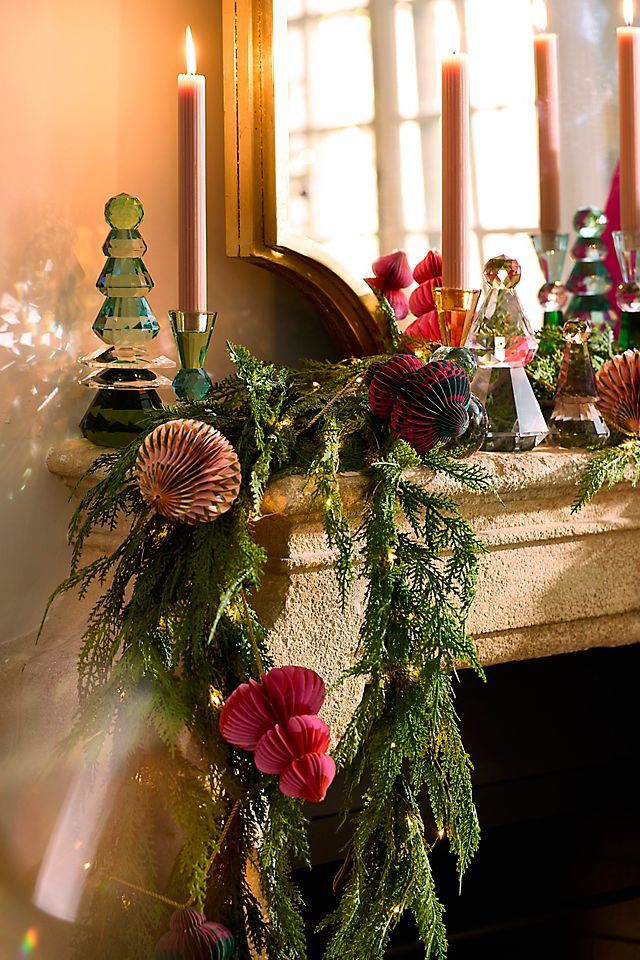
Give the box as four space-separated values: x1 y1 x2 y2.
222 0 388 357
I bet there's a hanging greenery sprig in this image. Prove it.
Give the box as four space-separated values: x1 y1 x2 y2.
43 342 491 960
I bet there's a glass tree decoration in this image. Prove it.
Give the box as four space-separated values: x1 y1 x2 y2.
565 206 617 332
547 320 609 448
79 193 173 448
465 255 548 452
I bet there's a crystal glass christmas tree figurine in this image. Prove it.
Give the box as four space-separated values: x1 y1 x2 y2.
565 206 617 332
547 320 610 448
466 255 548 452
79 193 173 448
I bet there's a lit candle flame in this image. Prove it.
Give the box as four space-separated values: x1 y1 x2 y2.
624 0 635 25
531 0 548 32
186 26 197 75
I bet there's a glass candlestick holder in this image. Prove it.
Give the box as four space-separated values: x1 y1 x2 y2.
169 310 217 401
433 287 481 348
530 232 570 339
613 230 640 350
547 320 609 449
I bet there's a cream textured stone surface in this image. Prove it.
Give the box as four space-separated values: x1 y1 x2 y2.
39 439 640 740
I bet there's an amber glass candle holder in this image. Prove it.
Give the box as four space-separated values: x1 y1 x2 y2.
433 287 481 348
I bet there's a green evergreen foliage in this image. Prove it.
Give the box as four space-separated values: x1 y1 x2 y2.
43 343 492 959
572 437 640 511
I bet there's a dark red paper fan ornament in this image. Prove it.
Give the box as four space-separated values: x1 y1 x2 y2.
368 354 424 419
391 361 471 454
413 249 443 284
155 908 234 960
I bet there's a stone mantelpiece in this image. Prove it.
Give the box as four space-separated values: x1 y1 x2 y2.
44 439 640 739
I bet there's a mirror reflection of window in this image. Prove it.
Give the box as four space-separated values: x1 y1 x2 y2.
287 0 618 326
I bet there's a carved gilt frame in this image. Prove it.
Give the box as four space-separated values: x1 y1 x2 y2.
222 0 388 357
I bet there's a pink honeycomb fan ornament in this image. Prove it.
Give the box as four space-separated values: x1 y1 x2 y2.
254 715 331 774
136 419 241 524
391 361 471 454
367 354 424 419
155 908 234 960
279 752 337 804
219 665 335 802
596 349 640 435
218 678 280 750
413 249 443 284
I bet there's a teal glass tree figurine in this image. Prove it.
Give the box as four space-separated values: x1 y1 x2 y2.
80 194 173 447
465 255 548 452
547 320 609 448
565 206 617 332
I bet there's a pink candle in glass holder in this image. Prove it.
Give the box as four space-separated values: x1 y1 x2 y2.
178 26 207 312
441 53 471 289
618 0 640 233
533 0 561 235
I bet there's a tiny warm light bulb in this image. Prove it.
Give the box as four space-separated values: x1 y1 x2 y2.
531 0 548 32
186 25 197 74
624 0 635 26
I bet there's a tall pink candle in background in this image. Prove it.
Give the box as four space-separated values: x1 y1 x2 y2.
618 0 640 233
441 53 471 289
533 1 561 235
178 26 207 312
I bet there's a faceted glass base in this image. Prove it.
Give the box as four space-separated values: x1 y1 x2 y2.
80 387 163 448
173 367 213 401
471 366 548 453
547 399 610 449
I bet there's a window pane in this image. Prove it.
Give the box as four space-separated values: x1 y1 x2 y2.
287 26 307 132
465 0 535 109
306 0 367 13
473 105 538 230
396 3 419 119
307 128 378 239
400 121 425 231
307 15 374 128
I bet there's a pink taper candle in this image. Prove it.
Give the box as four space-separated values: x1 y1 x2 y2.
441 54 471 289
618 0 640 233
533 2 561 234
178 26 207 312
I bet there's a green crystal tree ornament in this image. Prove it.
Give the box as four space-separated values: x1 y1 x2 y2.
565 206 617 332
547 320 609 448
80 193 173 448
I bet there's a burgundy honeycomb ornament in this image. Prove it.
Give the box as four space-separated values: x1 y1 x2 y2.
391 361 471 454
155 908 234 960
367 354 424 419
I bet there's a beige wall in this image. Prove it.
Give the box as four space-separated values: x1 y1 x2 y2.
0 0 336 647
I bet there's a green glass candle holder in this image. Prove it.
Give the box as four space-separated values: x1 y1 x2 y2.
530 231 569 339
169 310 217 401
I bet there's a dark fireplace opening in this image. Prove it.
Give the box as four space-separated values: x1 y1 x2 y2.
296 644 640 958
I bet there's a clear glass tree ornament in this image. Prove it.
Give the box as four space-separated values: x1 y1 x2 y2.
565 206 617 332
547 320 610 449
466 255 548 452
